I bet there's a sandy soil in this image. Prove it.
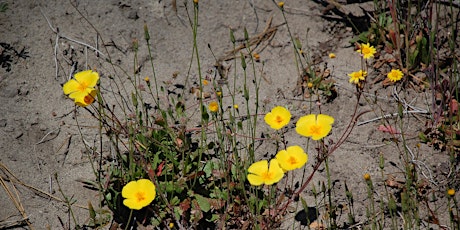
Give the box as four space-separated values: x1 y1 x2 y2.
1 0 457 229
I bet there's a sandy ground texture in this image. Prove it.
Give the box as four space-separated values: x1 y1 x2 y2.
1 0 458 229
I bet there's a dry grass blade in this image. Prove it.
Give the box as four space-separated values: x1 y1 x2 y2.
216 16 285 64
0 163 34 230
0 163 87 213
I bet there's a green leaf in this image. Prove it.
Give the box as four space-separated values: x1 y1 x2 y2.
194 193 211 212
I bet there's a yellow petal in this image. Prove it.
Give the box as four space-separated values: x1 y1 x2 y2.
137 179 156 202
317 114 334 125
122 180 139 199
247 174 264 186
266 159 284 185
74 70 99 88
123 198 144 210
295 114 316 137
248 160 268 176
73 89 97 107
63 79 80 95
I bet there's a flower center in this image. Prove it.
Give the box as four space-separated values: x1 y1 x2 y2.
275 115 284 124
261 171 273 181
135 191 146 202
77 82 89 92
288 156 297 165
309 124 322 136
362 47 370 54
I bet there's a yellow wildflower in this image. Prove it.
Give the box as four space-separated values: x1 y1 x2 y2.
296 114 334 140
63 70 99 107
363 173 371 181
348 70 367 84
247 159 284 186
209 101 219 113
202 79 209 86
144 76 150 82
278 1 284 8
275 145 308 171
447 188 455 196
234 104 239 109
387 69 404 82
264 106 291 130
122 179 156 210
357 43 376 59
329 53 336 59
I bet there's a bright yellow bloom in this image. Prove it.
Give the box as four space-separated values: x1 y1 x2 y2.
144 76 150 82
209 101 219 113
264 106 291 130
387 69 404 82
275 146 308 171
247 159 284 186
329 53 336 59
307 82 314 88
348 70 367 84
278 1 284 8
447 188 455 196
234 104 239 109
202 79 209 86
357 43 376 59
63 70 99 107
122 179 156 210
296 114 334 140
216 91 222 97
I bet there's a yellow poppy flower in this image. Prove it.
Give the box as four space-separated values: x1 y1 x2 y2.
264 106 291 130
296 114 334 140
356 43 376 59
329 53 336 59
122 179 156 210
247 159 284 186
387 69 403 82
63 70 99 107
275 145 308 171
348 70 367 84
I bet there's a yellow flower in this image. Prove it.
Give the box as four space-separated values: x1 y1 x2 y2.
329 53 336 59
357 43 376 59
144 76 150 82
202 79 209 86
63 70 99 107
275 146 308 171
247 159 284 186
216 91 222 97
278 1 284 8
253 53 260 61
122 179 156 210
447 188 455 196
307 82 314 88
234 104 239 109
387 69 404 82
264 106 291 130
296 114 334 140
209 101 219 113
348 70 367 84
193 0 198 3
363 173 371 181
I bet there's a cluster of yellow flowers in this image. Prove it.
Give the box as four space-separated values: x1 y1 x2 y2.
348 43 404 85
247 106 334 186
